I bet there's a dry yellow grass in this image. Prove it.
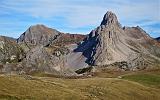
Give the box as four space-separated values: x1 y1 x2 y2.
0 75 160 100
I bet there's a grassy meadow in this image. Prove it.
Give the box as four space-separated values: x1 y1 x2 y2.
0 69 160 100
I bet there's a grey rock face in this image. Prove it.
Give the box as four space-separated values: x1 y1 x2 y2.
101 11 121 27
73 11 160 70
17 24 61 46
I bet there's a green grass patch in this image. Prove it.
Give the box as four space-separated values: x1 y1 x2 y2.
122 74 160 88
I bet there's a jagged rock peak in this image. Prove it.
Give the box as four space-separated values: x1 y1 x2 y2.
100 11 120 26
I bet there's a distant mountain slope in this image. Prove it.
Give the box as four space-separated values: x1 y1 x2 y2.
0 35 16 42
17 24 86 46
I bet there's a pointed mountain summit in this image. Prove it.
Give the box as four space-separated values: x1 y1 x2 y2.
17 24 61 46
71 11 160 71
100 11 120 26
74 11 131 66
17 24 86 47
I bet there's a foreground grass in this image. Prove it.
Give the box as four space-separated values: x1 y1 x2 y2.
0 75 160 100
122 73 160 88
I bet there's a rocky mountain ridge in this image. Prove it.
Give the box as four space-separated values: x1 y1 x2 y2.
70 11 160 71
0 26 86 75
0 11 160 75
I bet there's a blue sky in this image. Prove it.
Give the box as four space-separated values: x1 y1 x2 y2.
0 0 159 38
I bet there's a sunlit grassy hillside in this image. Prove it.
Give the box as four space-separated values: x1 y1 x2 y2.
0 70 160 100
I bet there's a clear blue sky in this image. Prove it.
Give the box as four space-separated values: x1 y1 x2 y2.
0 0 159 38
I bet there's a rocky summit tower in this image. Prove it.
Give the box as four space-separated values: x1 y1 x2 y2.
73 11 160 70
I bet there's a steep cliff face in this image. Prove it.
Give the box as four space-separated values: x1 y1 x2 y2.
74 11 131 65
72 11 160 71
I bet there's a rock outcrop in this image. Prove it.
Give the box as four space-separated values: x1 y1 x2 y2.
0 36 25 74
0 36 24 64
72 11 160 71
